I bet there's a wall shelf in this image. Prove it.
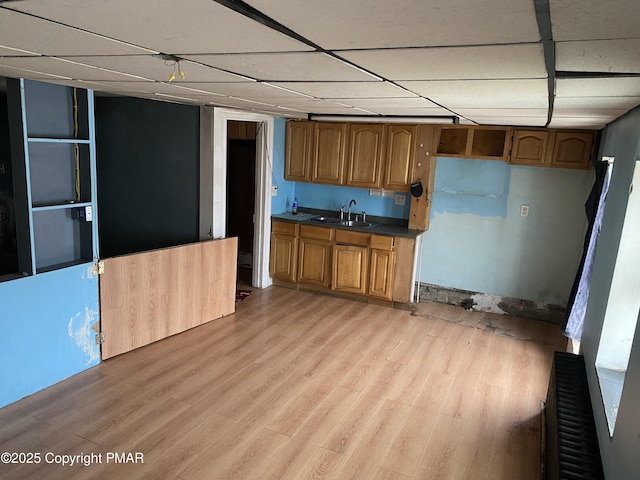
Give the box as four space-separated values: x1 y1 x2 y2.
8 78 98 276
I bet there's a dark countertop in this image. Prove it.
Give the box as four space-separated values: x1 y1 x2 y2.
272 209 425 239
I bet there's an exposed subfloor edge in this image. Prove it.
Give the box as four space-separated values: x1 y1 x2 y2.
415 282 566 324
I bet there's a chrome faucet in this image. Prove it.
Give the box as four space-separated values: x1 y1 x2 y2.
347 199 357 221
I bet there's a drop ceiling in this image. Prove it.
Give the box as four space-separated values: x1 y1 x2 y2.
1 0 639 129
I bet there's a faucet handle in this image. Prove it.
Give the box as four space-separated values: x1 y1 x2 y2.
361 211 366 222
339 205 345 220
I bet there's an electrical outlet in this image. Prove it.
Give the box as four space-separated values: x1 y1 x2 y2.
520 204 530 217
395 194 406 206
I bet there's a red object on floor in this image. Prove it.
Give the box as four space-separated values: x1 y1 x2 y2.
236 289 251 303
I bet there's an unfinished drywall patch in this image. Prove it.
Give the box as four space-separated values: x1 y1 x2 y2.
471 293 508 315
68 306 100 366
417 282 565 323
0 263 100 409
432 157 510 217
421 162 592 306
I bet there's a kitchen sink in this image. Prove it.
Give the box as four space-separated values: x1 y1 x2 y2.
341 220 375 228
310 216 343 224
310 216 375 228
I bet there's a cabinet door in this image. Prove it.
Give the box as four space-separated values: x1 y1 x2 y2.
312 122 348 185
270 234 297 282
298 238 331 287
285 120 312 182
383 124 417 191
550 131 594 169
347 123 384 188
369 248 395 300
510 129 549 166
332 244 368 295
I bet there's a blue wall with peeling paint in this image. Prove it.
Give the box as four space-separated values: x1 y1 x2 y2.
0 264 100 408
419 157 594 305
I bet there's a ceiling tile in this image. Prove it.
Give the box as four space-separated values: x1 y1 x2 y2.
0 57 153 81
399 79 549 108
269 81 414 99
552 107 628 120
0 45 39 56
553 96 640 112
455 108 549 117
556 40 640 73
182 52 378 82
57 55 251 83
0 8 154 55
547 117 608 129
245 0 540 49
340 44 546 81
550 0 640 41
556 78 640 97
6 0 312 54
0 64 70 81
335 97 439 109
171 81 310 100
460 116 548 126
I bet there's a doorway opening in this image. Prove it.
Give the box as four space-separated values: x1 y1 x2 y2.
226 120 257 286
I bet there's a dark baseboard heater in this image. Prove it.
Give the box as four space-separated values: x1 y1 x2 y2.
545 351 605 479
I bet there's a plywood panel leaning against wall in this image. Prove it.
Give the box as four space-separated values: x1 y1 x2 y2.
99 238 237 359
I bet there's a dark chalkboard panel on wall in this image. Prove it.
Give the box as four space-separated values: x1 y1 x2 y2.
95 96 199 258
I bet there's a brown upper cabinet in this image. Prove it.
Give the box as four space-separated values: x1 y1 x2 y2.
434 125 512 160
312 122 349 185
510 129 550 166
550 131 595 169
383 124 418 192
285 120 313 182
510 129 595 169
346 123 385 188
285 120 418 190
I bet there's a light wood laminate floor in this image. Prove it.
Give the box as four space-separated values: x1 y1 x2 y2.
0 286 565 479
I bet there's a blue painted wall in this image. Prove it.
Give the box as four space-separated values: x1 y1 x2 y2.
0 263 100 408
420 156 594 305
293 183 410 218
271 117 295 214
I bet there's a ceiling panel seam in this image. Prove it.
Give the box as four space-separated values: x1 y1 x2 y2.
212 0 469 122
534 0 555 127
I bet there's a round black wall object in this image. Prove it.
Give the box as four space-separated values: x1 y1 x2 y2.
410 181 423 198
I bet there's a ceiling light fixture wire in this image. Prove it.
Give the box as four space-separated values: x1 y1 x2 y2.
164 57 186 82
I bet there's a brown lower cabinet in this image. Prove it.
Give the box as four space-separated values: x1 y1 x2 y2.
297 225 333 288
270 220 415 304
332 244 369 295
269 221 298 283
369 234 396 300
